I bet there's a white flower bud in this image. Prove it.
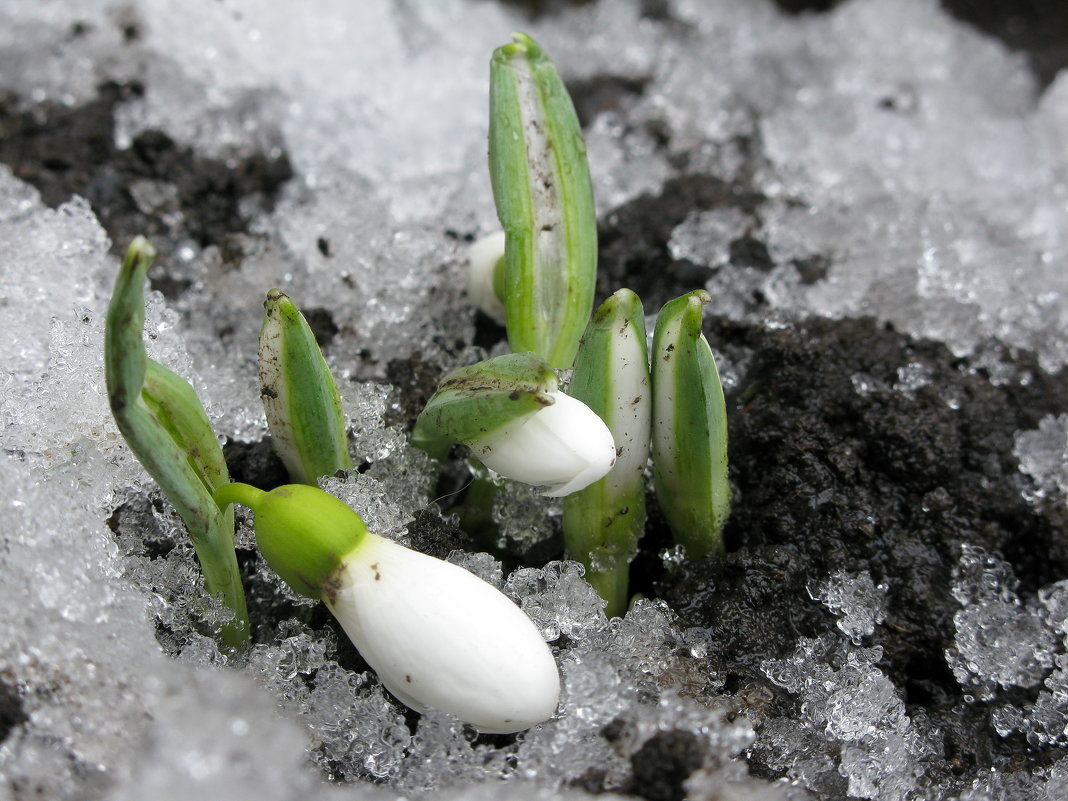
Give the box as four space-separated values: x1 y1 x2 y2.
326 533 561 733
467 231 507 325
468 390 617 497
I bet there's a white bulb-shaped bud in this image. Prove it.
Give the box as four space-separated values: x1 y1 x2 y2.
468 390 616 497
326 534 560 733
413 353 617 497
213 482 561 734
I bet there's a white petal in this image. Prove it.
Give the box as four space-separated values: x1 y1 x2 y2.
325 534 560 733
467 231 507 325
470 391 616 497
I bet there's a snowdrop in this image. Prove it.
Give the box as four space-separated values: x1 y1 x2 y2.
563 289 651 616
466 230 507 325
489 33 597 369
467 388 615 497
214 482 561 733
413 352 616 497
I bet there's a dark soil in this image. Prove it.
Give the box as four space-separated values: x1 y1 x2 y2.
593 124 1068 794
657 316 1068 785
0 81 292 297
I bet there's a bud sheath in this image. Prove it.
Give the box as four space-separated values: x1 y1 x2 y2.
259 290 352 485
651 290 731 559
489 32 597 369
563 289 650 616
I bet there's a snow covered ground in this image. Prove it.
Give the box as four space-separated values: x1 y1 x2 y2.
1 1 1066 799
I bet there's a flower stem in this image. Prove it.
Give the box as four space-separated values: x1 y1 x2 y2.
213 482 268 512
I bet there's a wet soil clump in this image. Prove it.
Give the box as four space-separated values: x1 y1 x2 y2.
0 82 292 295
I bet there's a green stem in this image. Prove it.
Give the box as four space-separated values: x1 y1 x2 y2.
213 482 268 512
584 562 630 620
456 474 502 554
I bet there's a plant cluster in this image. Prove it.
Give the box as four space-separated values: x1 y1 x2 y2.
105 33 730 732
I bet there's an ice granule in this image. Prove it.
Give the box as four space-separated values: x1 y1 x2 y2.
668 207 751 268
365 444 438 522
112 494 242 655
1014 414 1068 503
304 664 411 782
504 561 608 642
393 711 507 794
342 381 410 464
809 570 889 644
748 716 842 796
584 110 674 212
515 599 741 791
319 471 414 544
951 768 1053 801
246 621 337 693
945 545 1057 699
659 0 1068 372
0 455 314 801
762 635 939 801
989 703 1025 738
972 580 1068 747
107 667 351 801
1039 580 1068 634
447 550 505 589
247 622 412 783
0 174 108 379
684 761 812 801
492 479 562 556
894 362 934 393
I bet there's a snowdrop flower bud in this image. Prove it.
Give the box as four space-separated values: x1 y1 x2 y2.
107 237 249 648
564 289 651 616
651 290 731 559
467 231 507 325
259 289 352 485
469 389 616 498
490 33 597 369
414 353 616 497
213 482 561 733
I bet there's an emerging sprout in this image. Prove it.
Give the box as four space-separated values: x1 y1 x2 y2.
105 238 249 648
215 482 561 733
414 353 616 497
259 289 352 484
489 32 597 369
651 290 731 559
563 289 651 616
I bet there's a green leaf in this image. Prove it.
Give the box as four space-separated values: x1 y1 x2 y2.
258 289 352 484
105 237 249 648
650 290 731 559
141 360 229 494
563 289 650 617
489 32 597 369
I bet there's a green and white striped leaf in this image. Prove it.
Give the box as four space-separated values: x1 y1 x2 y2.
258 289 352 485
651 290 731 559
563 289 650 616
105 237 249 648
489 32 596 369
